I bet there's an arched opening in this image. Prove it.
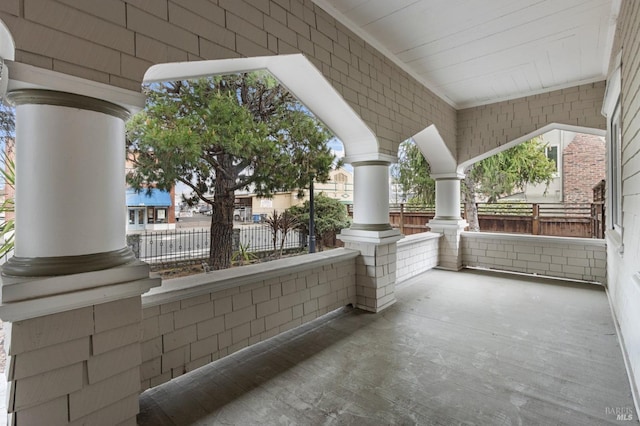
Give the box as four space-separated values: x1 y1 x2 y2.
458 123 606 237
458 123 605 173
143 54 381 162
130 57 356 270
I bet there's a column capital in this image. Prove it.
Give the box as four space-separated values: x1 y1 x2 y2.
8 88 131 120
350 160 391 167
344 152 396 164
7 61 145 111
430 172 465 180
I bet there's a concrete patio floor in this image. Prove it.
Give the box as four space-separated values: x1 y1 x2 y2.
138 268 636 425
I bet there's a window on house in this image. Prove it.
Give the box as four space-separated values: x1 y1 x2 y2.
334 173 347 183
545 145 558 172
156 208 167 223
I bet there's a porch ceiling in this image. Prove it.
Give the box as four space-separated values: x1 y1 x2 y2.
313 0 617 108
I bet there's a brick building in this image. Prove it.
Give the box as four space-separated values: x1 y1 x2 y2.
522 131 606 204
563 133 606 203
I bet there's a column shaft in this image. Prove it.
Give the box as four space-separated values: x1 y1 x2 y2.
435 178 462 220
428 175 468 271
4 89 135 276
0 87 159 424
351 161 392 231
339 160 401 312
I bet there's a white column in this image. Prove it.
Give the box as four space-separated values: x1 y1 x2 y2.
3 89 135 277
339 159 402 313
434 177 462 220
428 173 468 271
351 161 392 230
0 83 158 426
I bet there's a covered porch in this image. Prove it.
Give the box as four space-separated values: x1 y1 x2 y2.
1 0 639 424
138 268 635 425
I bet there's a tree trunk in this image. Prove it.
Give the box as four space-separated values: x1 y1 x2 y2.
462 165 480 232
209 155 236 270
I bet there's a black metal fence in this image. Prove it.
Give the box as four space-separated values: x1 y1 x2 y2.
127 225 305 266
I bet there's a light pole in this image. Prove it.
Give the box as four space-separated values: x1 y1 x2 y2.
309 174 316 253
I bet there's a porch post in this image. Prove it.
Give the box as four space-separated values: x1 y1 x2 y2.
428 173 468 270
339 160 402 313
0 83 159 424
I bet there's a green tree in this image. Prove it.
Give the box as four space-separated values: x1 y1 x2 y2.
463 137 555 230
394 139 436 205
396 137 555 231
289 193 351 251
0 102 14 137
126 73 336 270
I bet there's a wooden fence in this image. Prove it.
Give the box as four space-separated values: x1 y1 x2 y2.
347 203 605 239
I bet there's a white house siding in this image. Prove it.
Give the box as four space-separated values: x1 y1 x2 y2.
608 0 640 403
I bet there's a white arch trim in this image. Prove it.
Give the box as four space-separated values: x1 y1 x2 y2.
457 123 606 174
0 19 14 61
412 125 460 179
144 54 385 162
0 19 15 99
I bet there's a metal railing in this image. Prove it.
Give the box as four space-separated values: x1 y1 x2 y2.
127 225 305 265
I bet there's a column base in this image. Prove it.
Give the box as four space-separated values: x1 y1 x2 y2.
1 247 137 278
427 218 468 271
338 228 402 313
0 262 160 424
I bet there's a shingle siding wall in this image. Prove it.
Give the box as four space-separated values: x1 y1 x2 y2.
0 0 457 157
457 82 607 164
139 249 357 391
461 232 606 284
395 233 440 283
607 0 640 402
4 297 143 425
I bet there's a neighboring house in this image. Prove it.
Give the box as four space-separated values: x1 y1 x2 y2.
520 130 605 203
250 167 354 218
126 187 176 232
125 158 177 232
562 133 607 203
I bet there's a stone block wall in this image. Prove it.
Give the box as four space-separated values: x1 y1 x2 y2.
5 297 143 425
139 249 357 391
395 232 440 283
461 232 606 283
340 238 399 312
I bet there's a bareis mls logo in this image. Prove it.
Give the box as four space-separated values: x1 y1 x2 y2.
605 407 634 421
